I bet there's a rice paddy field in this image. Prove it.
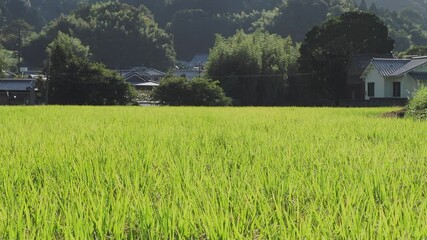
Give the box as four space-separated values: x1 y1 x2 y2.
0 106 426 239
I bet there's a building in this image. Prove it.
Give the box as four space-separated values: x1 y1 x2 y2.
119 66 164 89
347 54 394 100
361 56 427 101
0 79 36 105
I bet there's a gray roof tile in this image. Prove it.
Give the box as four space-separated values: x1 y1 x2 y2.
371 57 427 77
389 58 427 76
0 79 35 91
371 58 410 77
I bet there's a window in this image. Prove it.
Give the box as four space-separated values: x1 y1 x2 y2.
367 83 375 97
393 82 401 97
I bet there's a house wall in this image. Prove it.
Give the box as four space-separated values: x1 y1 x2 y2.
364 68 385 99
384 75 418 98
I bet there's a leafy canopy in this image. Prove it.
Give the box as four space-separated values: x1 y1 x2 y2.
206 30 299 106
406 87 427 120
24 1 175 71
299 11 394 104
153 76 231 106
47 32 135 105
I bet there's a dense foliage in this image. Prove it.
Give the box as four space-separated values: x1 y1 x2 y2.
406 86 427 120
207 31 299 106
153 76 231 106
23 2 175 70
47 32 135 105
0 0 426 71
299 11 394 105
267 0 330 42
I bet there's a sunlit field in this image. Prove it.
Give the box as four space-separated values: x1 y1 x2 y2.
0 107 426 239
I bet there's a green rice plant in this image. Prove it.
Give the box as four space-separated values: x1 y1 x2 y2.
0 107 425 238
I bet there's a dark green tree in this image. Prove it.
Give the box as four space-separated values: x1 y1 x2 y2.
167 9 233 60
153 76 231 106
267 0 329 41
358 0 368 11
410 29 427 45
0 45 18 76
369 3 378 14
389 30 411 52
299 11 394 105
47 32 135 105
206 31 299 106
24 2 175 71
399 45 427 57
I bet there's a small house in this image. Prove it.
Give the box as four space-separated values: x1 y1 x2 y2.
361 56 427 100
0 79 36 105
118 66 165 90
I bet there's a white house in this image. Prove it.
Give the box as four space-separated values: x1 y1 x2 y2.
361 56 427 100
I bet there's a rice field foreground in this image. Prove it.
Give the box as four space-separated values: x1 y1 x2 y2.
0 107 426 239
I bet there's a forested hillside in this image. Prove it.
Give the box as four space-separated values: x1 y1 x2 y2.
1 0 427 71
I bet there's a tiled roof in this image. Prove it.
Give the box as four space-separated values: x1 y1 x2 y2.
0 79 35 91
143 69 166 77
409 71 427 81
389 58 427 76
371 58 410 77
371 57 427 77
123 72 149 82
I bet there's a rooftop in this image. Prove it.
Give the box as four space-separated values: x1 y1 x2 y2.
0 79 35 91
371 58 410 77
370 56 427 77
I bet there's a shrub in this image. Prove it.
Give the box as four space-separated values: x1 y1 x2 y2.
153 76 231 106
406 86 427 120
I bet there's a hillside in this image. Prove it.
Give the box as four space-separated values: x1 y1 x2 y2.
1 0 427 70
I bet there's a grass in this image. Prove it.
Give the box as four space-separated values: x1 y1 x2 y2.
0 106 426 239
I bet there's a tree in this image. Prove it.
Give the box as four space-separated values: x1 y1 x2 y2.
47 32 135 105
389 30 411 52
152 76 231 106
399 45 427 57
406 86 427 120
299 11 394 105
24 2 175 71
167 9 232 60
358 0 368 11
369 3 378 14
206 31 299 106
267 0 329 41
0 46 18 74
0 19 33 72
410 29 427 46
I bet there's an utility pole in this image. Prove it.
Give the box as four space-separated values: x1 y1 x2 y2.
17 24 22 76
45 59 50 105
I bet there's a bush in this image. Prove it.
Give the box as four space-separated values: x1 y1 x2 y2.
406 87 427 120
153 76 231 106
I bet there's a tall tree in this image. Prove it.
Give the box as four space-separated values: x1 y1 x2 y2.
47 32 135 105
358 0 368 11
299 11 394 105
24 2 175 71
369 3 378 14
267 0 329 41
0 19 33 73
167 9 239 60
206 31 299 106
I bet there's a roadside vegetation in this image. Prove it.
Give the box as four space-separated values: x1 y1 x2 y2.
406 86 427 120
